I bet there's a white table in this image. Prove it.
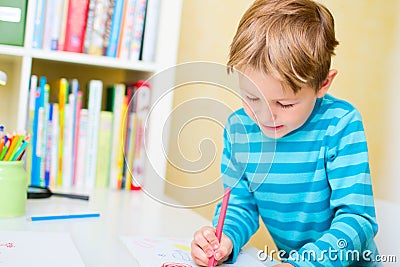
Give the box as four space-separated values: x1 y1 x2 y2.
0 189 273 266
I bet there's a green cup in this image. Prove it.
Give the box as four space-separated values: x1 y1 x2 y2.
0 161 28 217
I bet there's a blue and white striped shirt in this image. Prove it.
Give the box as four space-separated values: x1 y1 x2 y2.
213 94 379 266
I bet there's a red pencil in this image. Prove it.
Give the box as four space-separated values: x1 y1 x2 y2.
208 187 231 267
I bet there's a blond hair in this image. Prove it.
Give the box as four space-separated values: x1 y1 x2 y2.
228 0 339 93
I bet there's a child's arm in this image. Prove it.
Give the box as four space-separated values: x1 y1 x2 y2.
210 127 261 263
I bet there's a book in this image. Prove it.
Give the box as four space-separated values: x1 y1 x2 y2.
62 79 79 187
102 0 115 55
75 108 88 188
31 76 47 186
87 0 111 55
50 0 64 50
45 103 55 187
117 0 136 59
57 0 69 51
140 0 160 62
0 0 27 46
95 111 113 188
84 80 103 188
63 0 90 52
31 0 46 48
72 91 82 185
107 83 126 189
122 84 135 189
130 81 151 189
42 0 56 50
26 75 38 183
83 0 96 54
62 94 74 188
40 84 50 186
129 0 147 61
105 0 125 57
57 78 69 186
49 103 59 187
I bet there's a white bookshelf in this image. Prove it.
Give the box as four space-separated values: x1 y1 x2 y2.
0 0 183 193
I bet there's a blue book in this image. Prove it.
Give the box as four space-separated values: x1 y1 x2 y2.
32 0 46 49
31 76 46 186
45 103 54 186
106 0 125 57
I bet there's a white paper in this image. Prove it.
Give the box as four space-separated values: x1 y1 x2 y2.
120 236 268 267
0 231 85 267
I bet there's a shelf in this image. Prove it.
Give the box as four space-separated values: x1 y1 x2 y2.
0 44 157 72
30 50 157 72
0 44 25 57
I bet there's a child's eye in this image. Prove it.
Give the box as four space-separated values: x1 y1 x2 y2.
278 102 295 109
246 96 259 102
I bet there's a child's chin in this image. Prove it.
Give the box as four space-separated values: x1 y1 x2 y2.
262 130 288 139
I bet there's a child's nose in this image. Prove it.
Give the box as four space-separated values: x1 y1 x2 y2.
257 104 276 122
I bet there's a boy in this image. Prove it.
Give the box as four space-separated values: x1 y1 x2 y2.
191 0 380 266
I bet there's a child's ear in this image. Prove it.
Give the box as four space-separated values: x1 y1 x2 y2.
316 69 338 98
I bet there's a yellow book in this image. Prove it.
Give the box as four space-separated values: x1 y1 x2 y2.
57 78 69 186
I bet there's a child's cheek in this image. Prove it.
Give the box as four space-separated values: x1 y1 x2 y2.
243 102 256 120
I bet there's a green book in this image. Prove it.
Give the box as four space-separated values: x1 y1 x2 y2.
0 0 27 46
95 111 113 188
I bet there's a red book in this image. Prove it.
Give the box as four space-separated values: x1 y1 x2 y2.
63 0 90 53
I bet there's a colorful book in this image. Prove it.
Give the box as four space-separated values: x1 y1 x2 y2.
26 75 38 182
140 0 160 61
102 0 115 55
95 111 113 188
129 0 147 61
131 80 151 189
121 84 135 189
105 0 125 57
83 0 96 54
117 0 136 59
125 109 137 190
107 83 126 189
84 80 103 188
87 0 111 55
63 0 90 52
31 76 46 186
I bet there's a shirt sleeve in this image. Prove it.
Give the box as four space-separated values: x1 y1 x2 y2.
286 109 379 266
212 126 260 263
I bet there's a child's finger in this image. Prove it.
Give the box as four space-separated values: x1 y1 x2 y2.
202 227 220 250
193 227 215 257
190 241 210 266
215 234 233 262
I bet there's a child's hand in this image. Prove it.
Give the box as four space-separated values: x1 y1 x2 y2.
191 226 233 266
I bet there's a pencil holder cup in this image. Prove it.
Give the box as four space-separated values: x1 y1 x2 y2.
0 161 28 217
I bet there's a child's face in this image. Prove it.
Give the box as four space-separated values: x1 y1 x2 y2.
239 69 327 139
